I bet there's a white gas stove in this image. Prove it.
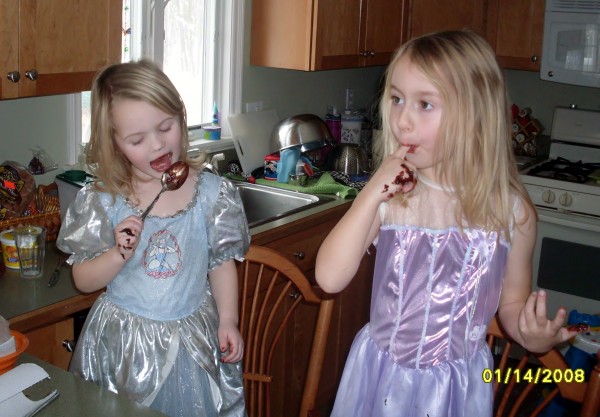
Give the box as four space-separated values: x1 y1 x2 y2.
520 107 600 218
519 106 600 317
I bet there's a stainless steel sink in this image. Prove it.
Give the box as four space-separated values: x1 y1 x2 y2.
232 181 335 227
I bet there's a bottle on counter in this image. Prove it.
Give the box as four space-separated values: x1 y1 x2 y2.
325 106 341 143
341 111 364 145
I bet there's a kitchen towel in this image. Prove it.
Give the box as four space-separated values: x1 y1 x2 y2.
256 173 358 199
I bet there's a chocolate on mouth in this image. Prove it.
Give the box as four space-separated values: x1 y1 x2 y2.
150 152 173 171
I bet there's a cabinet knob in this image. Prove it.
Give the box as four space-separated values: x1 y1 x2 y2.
547 70 554 78
7 71 20 83
25 69 38 81
369 50 375 56
293 251 305 260
531 55 538 63
62 339 75 352
359 51 369 57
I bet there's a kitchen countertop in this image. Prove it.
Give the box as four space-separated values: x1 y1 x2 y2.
1 244 81 321
14 354 167 417
0 193 352 326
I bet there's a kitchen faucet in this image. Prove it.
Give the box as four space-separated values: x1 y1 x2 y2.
203 153 225 176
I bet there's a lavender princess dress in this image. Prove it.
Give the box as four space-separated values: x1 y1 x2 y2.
331 176 515 417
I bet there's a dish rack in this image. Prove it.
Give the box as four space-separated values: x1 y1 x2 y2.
0 184 61 241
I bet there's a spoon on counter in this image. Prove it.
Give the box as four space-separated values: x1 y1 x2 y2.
120 161 189 237
48 254 68 287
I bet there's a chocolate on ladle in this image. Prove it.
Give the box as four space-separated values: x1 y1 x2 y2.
139 161 189 221
120 161 190 238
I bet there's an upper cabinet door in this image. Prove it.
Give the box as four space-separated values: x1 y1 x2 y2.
312 0 363 70
362 0 409 66
250 0 314 70
486 0 545 71
0 0 121 100
250 0 408 71
0 0 20 99
408 0 487 39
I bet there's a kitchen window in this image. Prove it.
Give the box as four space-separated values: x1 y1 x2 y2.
69 0 243 163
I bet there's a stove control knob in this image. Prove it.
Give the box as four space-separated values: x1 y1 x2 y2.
542 190 556 204
559 192 573 207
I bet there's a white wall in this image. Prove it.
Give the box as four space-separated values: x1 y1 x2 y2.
0 95 71 185
504 69 599 130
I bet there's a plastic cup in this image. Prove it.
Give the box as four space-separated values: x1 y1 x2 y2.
14 226 46 279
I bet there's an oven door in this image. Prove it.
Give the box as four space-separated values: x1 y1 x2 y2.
532 207 600 316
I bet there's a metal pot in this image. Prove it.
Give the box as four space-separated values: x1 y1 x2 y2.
270 114 333 153
332 144 370 175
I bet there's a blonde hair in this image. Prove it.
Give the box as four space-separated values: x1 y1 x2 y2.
375 30 533 238
86 59 207 199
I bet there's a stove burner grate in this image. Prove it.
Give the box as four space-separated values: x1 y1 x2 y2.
527 157 600 183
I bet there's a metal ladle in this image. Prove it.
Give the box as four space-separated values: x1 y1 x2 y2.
119 161 190 238
140 160 189 220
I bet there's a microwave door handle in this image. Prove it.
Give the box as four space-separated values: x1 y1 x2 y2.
538 212 600 233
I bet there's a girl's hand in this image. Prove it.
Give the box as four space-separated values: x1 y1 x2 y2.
362 146 417 203
114 216 143 261
218 320 244 363
517 290 587 353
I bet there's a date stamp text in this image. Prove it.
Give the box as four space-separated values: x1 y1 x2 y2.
482 368 585 384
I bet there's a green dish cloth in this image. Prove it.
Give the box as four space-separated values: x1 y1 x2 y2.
256 173 358 199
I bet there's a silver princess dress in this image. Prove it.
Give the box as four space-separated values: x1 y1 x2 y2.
330 176 519 417
57 172 250 417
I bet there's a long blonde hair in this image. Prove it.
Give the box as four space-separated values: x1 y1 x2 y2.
86 59 207 199
376 30 533 239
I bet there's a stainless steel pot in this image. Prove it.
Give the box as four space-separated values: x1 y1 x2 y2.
332 144 370 175
270 114 333 153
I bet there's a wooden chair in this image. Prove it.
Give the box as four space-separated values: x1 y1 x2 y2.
238 245 335 417
487 315 600 417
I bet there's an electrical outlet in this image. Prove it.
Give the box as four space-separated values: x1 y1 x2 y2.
245 101 263 112
345 88 354 110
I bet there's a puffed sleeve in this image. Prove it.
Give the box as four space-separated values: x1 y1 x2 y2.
56 185 116 265
207 177 250 270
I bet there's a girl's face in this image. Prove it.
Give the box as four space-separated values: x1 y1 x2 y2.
389 55 443 180
111 98 183 182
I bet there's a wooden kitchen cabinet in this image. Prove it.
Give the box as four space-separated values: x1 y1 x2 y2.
250 0 409 70
407 0 487 39
252 202 375 415
0 0 121 100
407 0 545 72
24 317 73 370
8 290 102 370
486 0 545 71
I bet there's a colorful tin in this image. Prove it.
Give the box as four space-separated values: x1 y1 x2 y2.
0 230 19 269
264 153 279 180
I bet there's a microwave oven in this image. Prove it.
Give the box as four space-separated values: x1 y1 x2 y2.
540 0 600 88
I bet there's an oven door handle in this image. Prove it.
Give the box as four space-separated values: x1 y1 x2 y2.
538 210 600 233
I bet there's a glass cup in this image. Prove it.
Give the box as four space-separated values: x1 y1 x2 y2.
14 226 46 279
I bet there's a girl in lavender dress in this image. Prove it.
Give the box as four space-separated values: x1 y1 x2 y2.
57 60 249 417
315 31 584 417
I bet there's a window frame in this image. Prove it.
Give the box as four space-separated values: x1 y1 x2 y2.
67 0 243 164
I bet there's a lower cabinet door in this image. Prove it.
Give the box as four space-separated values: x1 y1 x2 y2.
25 317 74 370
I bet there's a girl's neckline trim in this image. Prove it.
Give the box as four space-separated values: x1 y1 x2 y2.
125 170 201 219
418 174 455 192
